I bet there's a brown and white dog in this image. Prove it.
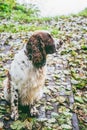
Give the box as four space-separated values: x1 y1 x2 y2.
3 31 56 120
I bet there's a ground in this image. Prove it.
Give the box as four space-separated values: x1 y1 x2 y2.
0 3 87 130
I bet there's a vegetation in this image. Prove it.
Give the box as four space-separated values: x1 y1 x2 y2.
0 1 87 130
0 0 87 33
0 0 60 36
78 8 87 17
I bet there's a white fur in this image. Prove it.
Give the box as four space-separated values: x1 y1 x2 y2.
4 46 46 105
3 78 11 101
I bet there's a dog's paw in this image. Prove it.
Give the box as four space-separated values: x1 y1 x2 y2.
30 106 39 117
11 111 19 120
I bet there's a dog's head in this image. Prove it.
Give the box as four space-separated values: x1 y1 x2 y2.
26 31 56 68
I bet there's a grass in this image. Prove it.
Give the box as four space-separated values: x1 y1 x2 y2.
78 8 87 17
0 1 59 35
0 23 59 38
0 0 87 33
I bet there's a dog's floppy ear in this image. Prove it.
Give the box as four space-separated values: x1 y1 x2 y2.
26 39 32 60
26 34 46 68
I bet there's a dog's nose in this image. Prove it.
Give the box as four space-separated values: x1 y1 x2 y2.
54 39 63 51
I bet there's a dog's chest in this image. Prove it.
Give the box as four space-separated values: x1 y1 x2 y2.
10 49 46 95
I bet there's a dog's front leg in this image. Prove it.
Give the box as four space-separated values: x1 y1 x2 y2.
11 84 19 120
30 104 39 117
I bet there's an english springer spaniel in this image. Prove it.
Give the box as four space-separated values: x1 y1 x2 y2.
4 31 56 120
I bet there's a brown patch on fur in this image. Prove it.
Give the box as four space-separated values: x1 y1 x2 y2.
26 31 55 68
35 31 56 54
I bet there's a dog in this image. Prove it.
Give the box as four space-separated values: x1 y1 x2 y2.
3 30 56 120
